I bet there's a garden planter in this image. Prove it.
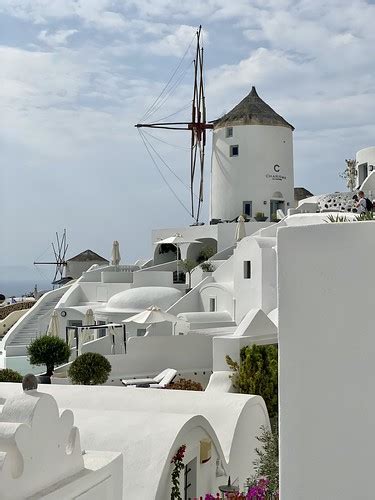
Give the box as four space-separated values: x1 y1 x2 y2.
38 373 51 384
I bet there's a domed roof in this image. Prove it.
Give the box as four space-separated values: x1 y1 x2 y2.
213 86 294 130
106 287 183 313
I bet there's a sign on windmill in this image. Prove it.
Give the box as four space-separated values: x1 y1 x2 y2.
135 26 213 224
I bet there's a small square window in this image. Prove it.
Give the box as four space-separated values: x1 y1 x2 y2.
137 328 146 337
230 145 239 157
243 201 252 217
244 261 251 279
226 127 233 138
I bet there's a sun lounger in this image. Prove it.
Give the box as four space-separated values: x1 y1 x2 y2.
121 368 176 388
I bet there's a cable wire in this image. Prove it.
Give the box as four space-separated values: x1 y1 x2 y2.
139 32 196 123
141 130 199 200
138 129 193 218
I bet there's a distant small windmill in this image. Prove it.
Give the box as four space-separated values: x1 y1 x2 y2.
34 229 69 285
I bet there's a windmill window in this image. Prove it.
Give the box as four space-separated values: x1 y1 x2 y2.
230 145 239 157
226 127 233 138
209 297 216 312
244 261 251 279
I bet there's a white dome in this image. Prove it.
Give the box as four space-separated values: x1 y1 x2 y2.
106 287 183 313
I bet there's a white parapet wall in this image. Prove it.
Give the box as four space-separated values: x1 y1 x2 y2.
278 221 375 500
0 386 122 499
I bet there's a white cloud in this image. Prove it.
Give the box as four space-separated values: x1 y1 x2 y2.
38 29 77 46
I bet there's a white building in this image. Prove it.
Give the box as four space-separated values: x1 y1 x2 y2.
210 86 295 222
0 382 269 499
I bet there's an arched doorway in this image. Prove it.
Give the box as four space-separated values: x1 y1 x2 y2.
270 192 285 221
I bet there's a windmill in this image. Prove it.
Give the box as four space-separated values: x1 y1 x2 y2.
135 26 213 224
34 229 69 286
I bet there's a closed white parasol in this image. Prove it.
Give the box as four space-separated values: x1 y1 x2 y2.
111 240 121 267
235 215 246 242
47 310 60 337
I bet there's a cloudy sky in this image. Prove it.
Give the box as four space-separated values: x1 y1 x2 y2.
1 0 374 288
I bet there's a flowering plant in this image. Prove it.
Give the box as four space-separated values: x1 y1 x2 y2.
171 444 186 500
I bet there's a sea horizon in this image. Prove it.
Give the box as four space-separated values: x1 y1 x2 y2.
0 279 52 298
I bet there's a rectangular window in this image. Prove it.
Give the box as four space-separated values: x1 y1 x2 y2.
137 328 146 337
209 297 216 312
230 145 239 157
225 127 233 138
243 201 252 217
244 261 251 279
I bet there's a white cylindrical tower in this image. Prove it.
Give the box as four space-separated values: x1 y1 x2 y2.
210 87 294 222
355 146 375 188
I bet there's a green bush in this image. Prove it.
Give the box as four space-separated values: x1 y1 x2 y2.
0 368 23 383
197 246 215 264
247 425 279 495
200 261 214 272
68 352 111 385
28 335 71 376
166 378 203 391
226 344 278 420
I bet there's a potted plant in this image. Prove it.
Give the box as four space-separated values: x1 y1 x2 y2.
68 352 111 385
27 335 71 384
255 211 268 222
200 261 214 273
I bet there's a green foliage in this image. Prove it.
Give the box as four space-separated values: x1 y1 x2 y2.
197 246 215 264
356 211 375 221
170 445 186 500
166 378 203 391
0 368 23 383
226 344 278 420
255 212 265 218
158 243 178 255
200 261 214 272
28 335 71 375
325 214 351 223
247 425 279 495
180 259 197 289
68 352 111 385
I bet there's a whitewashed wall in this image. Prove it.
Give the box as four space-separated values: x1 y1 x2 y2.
278 221 375 500
211 124 294 221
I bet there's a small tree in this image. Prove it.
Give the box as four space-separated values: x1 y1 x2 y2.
68 352 111 385
180 259 197 289
226 344 278 421
197 246 215 264
28 335 71 376
0 368 23 383
247 425 279 496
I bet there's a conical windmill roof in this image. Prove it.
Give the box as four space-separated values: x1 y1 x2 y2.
213 86 294 130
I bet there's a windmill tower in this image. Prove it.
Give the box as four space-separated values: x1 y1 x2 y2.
210 87 295 222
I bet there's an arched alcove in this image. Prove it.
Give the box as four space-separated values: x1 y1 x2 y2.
153 244 181 266
186 238 218 263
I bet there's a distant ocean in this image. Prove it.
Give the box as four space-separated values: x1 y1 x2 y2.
0 280 52 298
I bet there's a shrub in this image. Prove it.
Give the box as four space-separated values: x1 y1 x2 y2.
200 261 214 272
28 335 71 376
181 259 198 289
226 344 278 420
166 378 203 391
197 246 215 264
68 352 111 385
247 425 279 496
0 368 23 383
